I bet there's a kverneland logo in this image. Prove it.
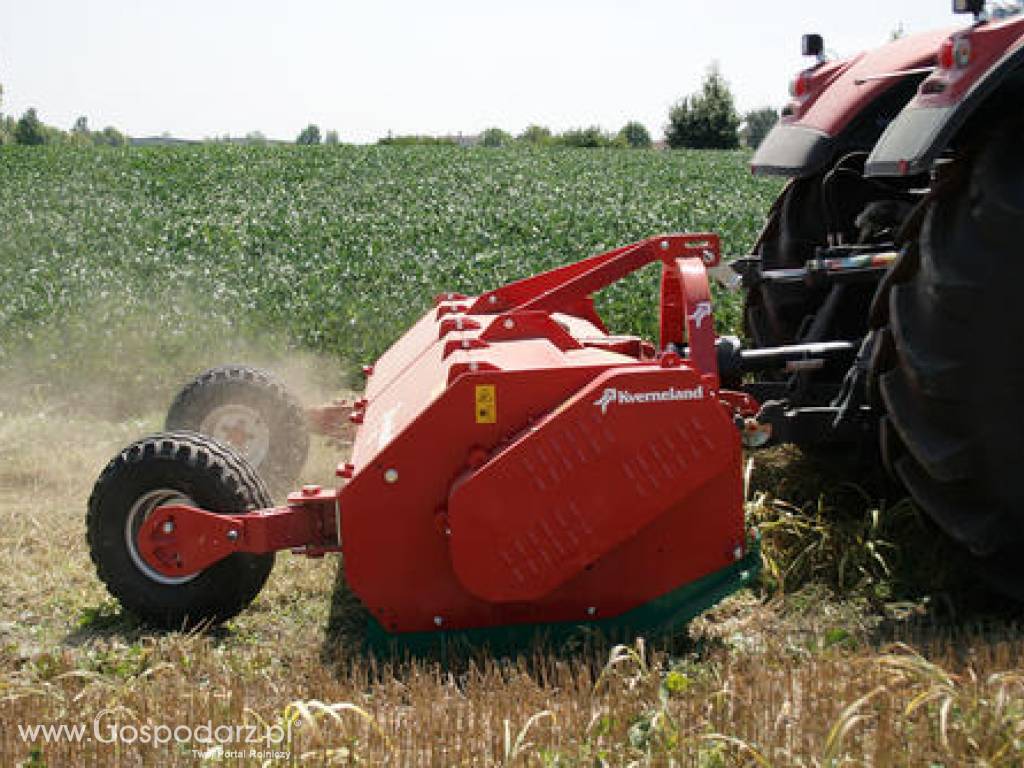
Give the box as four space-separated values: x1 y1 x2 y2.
688 300 713 329
593 385 705 415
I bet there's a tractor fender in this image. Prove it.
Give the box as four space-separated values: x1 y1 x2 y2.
752 26 956 179
866 21 1024 177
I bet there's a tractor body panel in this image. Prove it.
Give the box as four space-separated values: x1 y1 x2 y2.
866 16 1024 176
752 26 956 177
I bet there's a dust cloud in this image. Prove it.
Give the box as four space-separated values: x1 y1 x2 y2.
0 295 356 500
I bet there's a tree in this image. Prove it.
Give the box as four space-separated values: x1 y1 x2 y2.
556 126 615 148
479 127 513 147
15 108 46 145
741 107 779 150
518 125 552 145
296 124 321 145
618 121 652 149
665 64 740 149
378 134 457 146
324 129 340 145
95 126 127 146
66 116 92 146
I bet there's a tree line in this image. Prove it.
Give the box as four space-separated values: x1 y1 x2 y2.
1 63 778 151
0 87 127 146
370 122 655 149
298 65 777 150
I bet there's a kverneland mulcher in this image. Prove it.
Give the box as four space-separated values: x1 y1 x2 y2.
88 1 1024 650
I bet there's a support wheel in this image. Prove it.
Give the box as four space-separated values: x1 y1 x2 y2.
872 120 1024 598
166 365 309 492
87 432 275 628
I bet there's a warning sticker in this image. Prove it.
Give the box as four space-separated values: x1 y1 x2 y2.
475 384 496 424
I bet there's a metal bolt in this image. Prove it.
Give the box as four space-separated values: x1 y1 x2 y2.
433 615 443 626
161 520 175 534
384 468 399 484
660 240 670 251
227 529 239 542
503 318 514 330
488 295 498 305
733 546 743 561
587 606 597 616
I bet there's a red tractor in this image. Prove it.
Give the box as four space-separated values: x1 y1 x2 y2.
745 0 1024 596
87 2 1024 650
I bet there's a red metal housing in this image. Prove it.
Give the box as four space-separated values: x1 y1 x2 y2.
138 234 755 636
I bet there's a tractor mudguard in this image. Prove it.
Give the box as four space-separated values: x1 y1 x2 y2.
866 18 1024 177
752 27 954 178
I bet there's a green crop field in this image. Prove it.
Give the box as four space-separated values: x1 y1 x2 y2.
0 144 779 416
2 145 1023 767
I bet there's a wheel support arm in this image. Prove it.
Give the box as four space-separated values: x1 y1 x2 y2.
136 486 341 579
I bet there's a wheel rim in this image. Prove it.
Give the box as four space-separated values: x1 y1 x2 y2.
199 404 270 468
125 489 201 585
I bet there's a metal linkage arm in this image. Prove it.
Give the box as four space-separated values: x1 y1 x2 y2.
136 486 341 579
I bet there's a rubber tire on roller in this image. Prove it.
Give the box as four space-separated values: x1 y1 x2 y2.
166 365 309 492
87 431 275 628
872 120 1024 598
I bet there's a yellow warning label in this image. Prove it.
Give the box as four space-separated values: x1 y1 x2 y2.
475 384 497 424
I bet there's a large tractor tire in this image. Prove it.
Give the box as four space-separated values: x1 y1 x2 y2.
872 120 1024 597
87 432 275 628
166 365 309 493
745 155 914 350
743 175 828 348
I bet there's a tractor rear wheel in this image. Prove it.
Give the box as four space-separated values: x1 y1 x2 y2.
872 120 1024 597
87 431 275 628
743 175 828 347
166 365 309 493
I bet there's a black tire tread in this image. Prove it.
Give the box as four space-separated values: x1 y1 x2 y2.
165 364 309 491
87 431 275 628
743 175 828 347
875 118 1024 564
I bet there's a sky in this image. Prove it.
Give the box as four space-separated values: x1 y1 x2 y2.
0 0 967 143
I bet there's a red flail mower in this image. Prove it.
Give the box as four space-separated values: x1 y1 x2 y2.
89 2 1024 651
88 234 764 651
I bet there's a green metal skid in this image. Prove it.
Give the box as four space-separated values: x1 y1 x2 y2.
363 545 761 658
